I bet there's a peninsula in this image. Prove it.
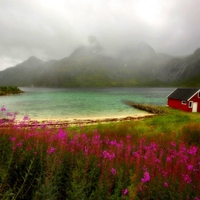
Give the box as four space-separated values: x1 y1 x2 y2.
0 86 23 96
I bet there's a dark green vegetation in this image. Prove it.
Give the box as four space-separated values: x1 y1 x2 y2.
0 43 200 87
0 106 200 199
0 86 23 95
123 101 167 114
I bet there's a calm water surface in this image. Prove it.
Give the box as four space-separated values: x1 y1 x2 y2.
0 87 174 120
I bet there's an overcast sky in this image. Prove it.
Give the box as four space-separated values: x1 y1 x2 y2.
0 0 200 70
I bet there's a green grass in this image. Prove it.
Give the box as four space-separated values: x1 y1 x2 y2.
0 106 200 199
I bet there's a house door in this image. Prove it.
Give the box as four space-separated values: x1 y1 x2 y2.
192 102 198 112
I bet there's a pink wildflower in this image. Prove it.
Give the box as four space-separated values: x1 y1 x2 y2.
187 146 198 156
187 164 193 171
141 171 150 183
93 129 98 134
123 188 128 195
170 141 176 147
102 150 115 160
47 147 55 154
84 146 88 156
142 165 147 171
111 168 117 176
182 174 192 184
57 129 67 139
110 140 117 146
164 182 169 187
23 115 30 120
7 112 13 117
10 137 16 142
166 156 171 162
126 134 131 139
1 106 6 112
195 197 200 200
16 142 22 147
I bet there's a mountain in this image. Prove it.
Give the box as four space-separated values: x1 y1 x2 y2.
0 56 45 86
0 44 200 87
157 48 200 86
34 46 130 87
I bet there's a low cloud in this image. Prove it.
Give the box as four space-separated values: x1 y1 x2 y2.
0 0 200 70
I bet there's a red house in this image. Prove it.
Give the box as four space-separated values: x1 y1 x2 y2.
167 88 200 112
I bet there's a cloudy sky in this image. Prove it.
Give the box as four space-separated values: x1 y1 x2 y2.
0 0 200 70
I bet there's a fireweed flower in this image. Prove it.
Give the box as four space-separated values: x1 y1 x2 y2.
187 164 193 171
84 146 88 156
16 142 22 147
7 112 13 117
142 165 147 171
126 134 131 139
111 168 117 176
23 115 30 121
47 147 55 154
187 146 198 156
123 188 128 195
141 171 150 183
182 174 192 184
1 106 6 112
164 182 169 187
102 150 115 160
170 141 176 147
10 137 16 142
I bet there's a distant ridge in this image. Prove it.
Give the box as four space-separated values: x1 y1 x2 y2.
0 44 200 87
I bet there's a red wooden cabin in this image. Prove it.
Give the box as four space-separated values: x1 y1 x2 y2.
167 88 200 112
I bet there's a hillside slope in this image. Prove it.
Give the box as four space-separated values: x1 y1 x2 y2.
0 44 200 87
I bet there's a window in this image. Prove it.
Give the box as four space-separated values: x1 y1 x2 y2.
189 101 193 108
198 92 200 98
182 101 186 105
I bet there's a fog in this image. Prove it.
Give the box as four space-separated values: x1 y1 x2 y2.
0 0 200 70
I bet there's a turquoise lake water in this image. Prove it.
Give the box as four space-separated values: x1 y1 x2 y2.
0 87 174 120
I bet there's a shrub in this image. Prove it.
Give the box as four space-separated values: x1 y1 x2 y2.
181 123 200 145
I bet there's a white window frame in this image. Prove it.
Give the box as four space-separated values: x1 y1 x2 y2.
182 100 186 105
189 101 193 108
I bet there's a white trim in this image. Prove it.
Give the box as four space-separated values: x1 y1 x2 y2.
182 100 186 105
198 92 200 98
188 89 200 101
166 88 178 98
189 101 193 108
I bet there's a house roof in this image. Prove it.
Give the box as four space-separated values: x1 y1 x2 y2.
167 88 200 101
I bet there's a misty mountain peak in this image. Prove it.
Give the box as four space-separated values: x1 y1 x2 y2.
23 56 45 67
69 45 103 59
194 48 200 55
26 56 40 61
69 46 89 58
137 42 155 54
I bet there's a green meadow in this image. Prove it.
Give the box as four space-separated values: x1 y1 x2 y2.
0 106 200 200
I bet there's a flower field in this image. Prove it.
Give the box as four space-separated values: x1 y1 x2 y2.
0 107 200 200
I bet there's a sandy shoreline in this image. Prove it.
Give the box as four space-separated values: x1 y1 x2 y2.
23 113 155 127
1 113 155 128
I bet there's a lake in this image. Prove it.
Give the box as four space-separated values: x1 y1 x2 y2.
0 87 174 120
